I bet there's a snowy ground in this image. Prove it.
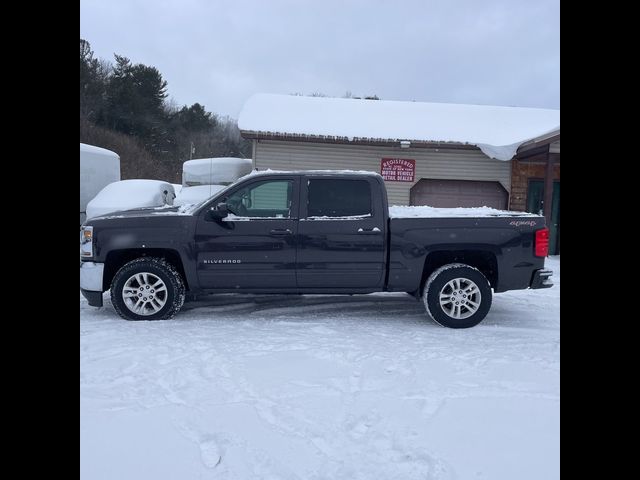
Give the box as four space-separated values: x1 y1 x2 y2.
80 257 560 480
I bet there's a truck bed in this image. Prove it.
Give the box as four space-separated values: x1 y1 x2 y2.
387 209 546 294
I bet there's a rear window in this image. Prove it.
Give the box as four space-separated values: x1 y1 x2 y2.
307 179 372 217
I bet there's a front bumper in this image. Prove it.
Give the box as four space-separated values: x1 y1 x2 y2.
80 262 104 307
530 269 554 289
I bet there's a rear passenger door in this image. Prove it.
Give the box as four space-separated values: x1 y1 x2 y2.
296 176 386 289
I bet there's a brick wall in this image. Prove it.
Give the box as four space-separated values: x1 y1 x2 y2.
510 160 560 211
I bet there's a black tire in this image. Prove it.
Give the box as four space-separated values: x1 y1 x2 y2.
423 263 492 329
110 257 186 321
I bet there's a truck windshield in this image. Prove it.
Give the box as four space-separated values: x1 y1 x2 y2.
190 183 236 211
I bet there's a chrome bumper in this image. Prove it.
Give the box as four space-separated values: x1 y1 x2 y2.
80 261 104 291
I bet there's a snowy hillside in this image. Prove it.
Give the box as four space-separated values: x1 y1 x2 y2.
80 257 560 480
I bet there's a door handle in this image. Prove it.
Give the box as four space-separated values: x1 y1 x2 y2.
270 229 292 236
357 227 382 234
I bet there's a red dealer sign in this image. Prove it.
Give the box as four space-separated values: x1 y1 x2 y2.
380 158 415 182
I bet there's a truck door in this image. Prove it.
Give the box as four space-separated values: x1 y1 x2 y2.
194 176 299 289
297 176 386 289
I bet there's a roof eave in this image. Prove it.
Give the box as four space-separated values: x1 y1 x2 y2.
516 129 560 153
239 130 481 150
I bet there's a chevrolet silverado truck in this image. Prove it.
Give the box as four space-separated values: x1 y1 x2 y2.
80 170 553 328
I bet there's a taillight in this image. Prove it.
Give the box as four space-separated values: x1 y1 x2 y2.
535 228 549 257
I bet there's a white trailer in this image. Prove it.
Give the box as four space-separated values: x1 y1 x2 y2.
80 143 120 224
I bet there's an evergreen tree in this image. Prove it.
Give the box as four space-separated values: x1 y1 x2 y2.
173 103 216 132
80 39 109 122
80 38 252 180
105 54 168 151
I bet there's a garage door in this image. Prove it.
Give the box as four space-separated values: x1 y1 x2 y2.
410 179 508 209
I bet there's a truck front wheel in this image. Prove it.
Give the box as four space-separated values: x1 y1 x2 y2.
423 264 492 328
110 257 185 321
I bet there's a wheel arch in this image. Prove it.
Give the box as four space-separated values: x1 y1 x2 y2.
104 248 189 291
418 249 498 296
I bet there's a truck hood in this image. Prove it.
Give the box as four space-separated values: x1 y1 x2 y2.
86 204 196 222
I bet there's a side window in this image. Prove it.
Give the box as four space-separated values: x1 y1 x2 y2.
226 180 293 218
307 179 372 217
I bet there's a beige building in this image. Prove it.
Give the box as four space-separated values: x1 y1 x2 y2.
238 94 560 252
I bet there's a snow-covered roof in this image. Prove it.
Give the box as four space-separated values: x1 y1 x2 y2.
238 94 560 161
80 143 119 158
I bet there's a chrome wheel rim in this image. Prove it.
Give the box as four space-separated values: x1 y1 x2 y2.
439 278 481 320
122 273 168 316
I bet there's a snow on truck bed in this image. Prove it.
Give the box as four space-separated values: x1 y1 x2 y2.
81 258 560 480
389 205 539 218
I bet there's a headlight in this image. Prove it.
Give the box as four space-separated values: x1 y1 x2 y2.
80 226 93 258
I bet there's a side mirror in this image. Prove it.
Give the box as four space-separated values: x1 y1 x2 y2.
209 202 230 220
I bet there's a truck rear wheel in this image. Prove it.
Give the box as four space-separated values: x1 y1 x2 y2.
110 257 185 321
423 263 492 328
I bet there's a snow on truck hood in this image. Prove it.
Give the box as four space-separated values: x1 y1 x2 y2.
87 204 196 220
239 94 559 161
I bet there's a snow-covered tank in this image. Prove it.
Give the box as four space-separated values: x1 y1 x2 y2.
182 157 252 187
175 157 252 206
86 180 176 220
80 143 120 224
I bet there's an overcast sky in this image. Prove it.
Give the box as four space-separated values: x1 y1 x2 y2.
80 0 559 119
